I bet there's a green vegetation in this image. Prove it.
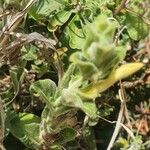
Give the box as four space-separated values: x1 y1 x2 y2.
0 0 149 149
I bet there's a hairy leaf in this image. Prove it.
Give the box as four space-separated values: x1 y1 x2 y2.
8 113 40 149
30 79 57 107
125 12 149 40
79 63 144 99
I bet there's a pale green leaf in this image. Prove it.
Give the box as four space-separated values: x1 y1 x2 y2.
55 128 77 144
8 113 40 149
125 12 149 40
48 10 72 31
80 63 144 99
60 88 83 108
82 101 98 125
64 14 87 49
30 79 57 107
29 0 66 21
82 127 97 150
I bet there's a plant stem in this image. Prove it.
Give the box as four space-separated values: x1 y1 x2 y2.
114 0 129 16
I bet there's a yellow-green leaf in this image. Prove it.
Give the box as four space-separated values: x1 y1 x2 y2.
79 63 144 99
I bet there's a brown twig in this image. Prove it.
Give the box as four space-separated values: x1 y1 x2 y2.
106 81 133 150
113 0 129 16
106 83 125 150
0 0 36 48
125 7 150 25
0 99 5 150
122 71 149 88
114 26 127 44
0 10 10 19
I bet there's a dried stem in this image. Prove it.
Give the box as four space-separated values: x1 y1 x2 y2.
114 0 129 16
0 99 5 150
0 0 36 48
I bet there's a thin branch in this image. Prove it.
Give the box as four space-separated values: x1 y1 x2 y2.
0 99 5 150
114 26 127 44
106 81 135 150
113 0 129 16
98 116 134 139
106 87 125 150
125 7 150 24
0 0 36 48
0 10 10 19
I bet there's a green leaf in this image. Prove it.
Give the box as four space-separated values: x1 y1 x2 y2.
21 46 38 61
9 61 26 101
59 76 83 108
60 88 83 109
79 63 144 99
55 127 77 144
76 61 99 81
125 12 149 40
29 0 65 21
113 137 129 149
81 101 98 125
10 70 19 94
48 10 72 31
70 15 126 80
59 64 76 90
82 15 124 78
70 52 99 81
30 79 57 108
31 64 49 78
64 14 87 49
82 127 97 150
8 113 40 149
83 15 118 54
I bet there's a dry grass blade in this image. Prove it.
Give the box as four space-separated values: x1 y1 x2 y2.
106 93 125 150
106 81 133 150
0 0 36 48
0 31 56 51
2 31 64 80
0 31 57 66
0 11 10 19
0 99 5 150
113 0 129 16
